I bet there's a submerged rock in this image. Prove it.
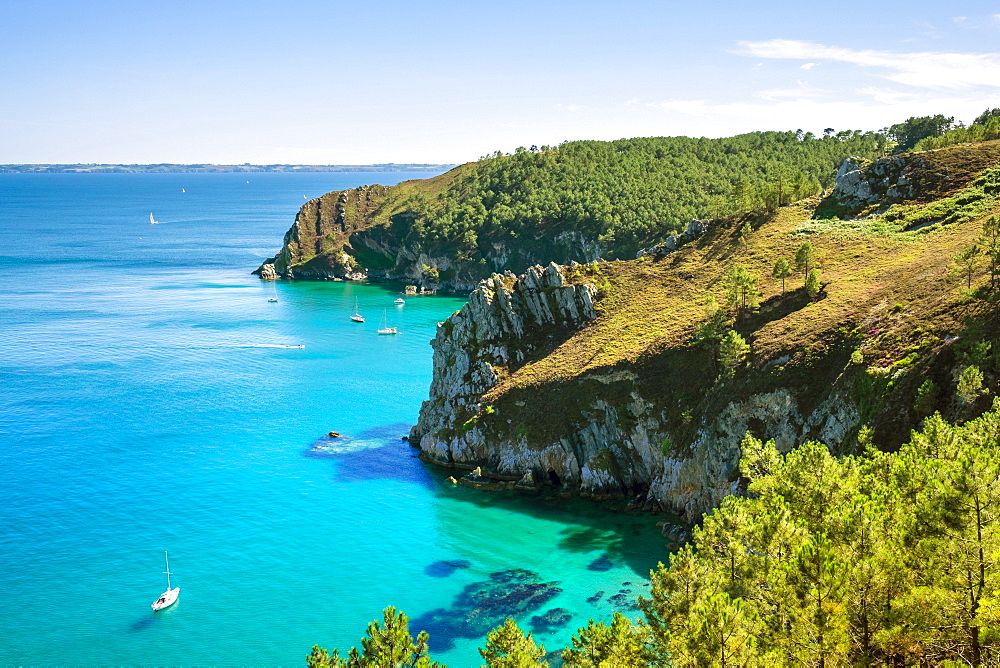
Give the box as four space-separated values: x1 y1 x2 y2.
410 568 562 651
424 559 473 578
530 607 573 633
586 553 614 572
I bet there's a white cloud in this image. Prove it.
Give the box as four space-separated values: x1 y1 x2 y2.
755 80 829 101
736 39 1000 89
800 62 816 70
647 99 710 114
855 86 921 105
641 93 1000 136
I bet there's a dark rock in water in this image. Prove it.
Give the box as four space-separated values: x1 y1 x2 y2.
586 591 604 605
586 553 614 571
328 431 341 438
530 607 573 633
424 559 473 578
410 568 562 651
608 592 641 610
622 581 632 585
490 568 538 583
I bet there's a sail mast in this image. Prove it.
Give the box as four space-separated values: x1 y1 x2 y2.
164 551 172 590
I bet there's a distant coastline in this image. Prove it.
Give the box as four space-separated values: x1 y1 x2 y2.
0 163 457 174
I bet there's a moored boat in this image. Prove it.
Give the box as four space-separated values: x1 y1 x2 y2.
151 551 179 611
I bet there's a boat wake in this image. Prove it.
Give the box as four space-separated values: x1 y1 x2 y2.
226 343 305 349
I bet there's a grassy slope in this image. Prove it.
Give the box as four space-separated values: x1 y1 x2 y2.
282 165 469 271
477 142 1000 452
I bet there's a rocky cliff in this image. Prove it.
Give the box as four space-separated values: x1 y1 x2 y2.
410 261 864 518
254 168 604 292
822 141 1000 218
409 141 1000 520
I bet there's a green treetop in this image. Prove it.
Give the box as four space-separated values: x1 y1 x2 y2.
772 257 792 294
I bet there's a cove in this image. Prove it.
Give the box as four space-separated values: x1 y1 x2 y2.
0 172 671 665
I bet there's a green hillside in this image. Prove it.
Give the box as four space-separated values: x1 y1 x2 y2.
310 138 1000 667
263 131 887 288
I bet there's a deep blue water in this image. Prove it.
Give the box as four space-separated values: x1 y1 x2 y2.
0 172 667 665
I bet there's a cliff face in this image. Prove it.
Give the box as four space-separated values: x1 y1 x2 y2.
410 262 597 441
822 141 1000 217
408 142 1000 519
254 172 604 292
409 262 862 518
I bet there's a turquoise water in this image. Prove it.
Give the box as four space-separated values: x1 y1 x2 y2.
0 172 668 665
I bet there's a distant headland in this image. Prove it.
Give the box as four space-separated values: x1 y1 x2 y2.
0 163 457 174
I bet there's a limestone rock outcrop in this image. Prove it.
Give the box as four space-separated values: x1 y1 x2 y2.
408 262 865 519
636 219 708 258
827 155 924 213
410 261 598 446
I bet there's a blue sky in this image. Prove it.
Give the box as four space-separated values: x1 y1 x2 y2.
2 0 999 164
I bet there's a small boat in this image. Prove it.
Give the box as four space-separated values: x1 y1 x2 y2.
151 551 179 611
181 188 185 193
377 309 398 335
394 298 405 305
149 212 159 225
350 298 365 323
268 283 278 303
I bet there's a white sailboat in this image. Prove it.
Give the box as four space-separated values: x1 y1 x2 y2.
268 282 278 302
350 298 365 323
377 309 398 335
149 212 159 225
151 551 179 611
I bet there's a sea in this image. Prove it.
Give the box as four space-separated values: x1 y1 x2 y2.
0 171 668 666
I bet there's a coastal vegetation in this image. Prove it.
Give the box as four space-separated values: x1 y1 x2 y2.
311 403 1000 666
261 130 890 287
404 131 887 260
302 127 1000 665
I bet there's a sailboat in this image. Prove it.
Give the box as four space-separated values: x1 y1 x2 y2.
377 309 398 335
151 551 179 611
350 298 365 323
149 212 159 225
268 282 278 303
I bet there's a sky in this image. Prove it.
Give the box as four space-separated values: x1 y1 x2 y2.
2 0 1000 165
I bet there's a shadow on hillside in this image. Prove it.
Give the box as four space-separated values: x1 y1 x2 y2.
738 287 816 334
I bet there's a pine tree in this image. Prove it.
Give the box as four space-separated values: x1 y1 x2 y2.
723 264 760 317
563 613 649 667
772 257 792 294
957 365 986 405
308 607 440 668
718 330 750 376
805 268 822 299
479 618 547 667
955 245 983 290
795 242 816 285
